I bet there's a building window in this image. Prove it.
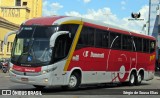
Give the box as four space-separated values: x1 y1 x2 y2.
0 41 3 53
23 2 27 6
7 42 10 53
15 0 21 6
10 42 13 52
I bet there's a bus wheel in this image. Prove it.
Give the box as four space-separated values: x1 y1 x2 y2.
136 73 143 85
33 85 45 89
128 72 136 86
68 73 80 90
2 68 7 73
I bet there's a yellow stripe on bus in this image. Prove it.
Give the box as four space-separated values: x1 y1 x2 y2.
63 23 83 71
62 20 83 24
150 55 155 61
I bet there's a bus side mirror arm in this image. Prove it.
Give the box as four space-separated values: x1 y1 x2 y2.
50 31 70 48
4 30 18 45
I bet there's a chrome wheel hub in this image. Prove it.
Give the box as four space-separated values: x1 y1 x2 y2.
130 74 135 84
68 75 77 88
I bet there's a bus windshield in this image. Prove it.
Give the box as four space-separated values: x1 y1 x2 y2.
11 26 58 66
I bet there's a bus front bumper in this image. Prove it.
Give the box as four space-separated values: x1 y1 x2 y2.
9 71 52 86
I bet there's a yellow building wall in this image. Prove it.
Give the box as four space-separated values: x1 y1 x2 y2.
0 0 42 25
0 6 30 25
0 21 18 58
0 0 15 6
0 29 15 58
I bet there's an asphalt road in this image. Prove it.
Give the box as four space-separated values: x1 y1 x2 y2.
0 71 160 98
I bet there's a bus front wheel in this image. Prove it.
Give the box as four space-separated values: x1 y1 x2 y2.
66 73 81 90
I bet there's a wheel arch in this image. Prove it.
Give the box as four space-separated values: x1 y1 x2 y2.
66 67 82 84
128 68 137 80
137 68 145 80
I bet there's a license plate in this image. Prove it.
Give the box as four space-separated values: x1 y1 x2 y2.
21 78 28 81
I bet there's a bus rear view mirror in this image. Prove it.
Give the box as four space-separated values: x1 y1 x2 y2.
50 31 70 48
4 30 18 45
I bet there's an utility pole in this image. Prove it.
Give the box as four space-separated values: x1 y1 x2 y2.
148 0 151 35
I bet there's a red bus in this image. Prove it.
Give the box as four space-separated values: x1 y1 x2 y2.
4 16 156 90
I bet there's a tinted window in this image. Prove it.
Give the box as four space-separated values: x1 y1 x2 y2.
52 35 70 63
59 24 79 44
122 35 133 51
18 26 57 38
143 39 149 53
110 32 121 49
134 37 142 52
59 24 79 36
77 26 95 46
95 29 109 48
150 40 155 53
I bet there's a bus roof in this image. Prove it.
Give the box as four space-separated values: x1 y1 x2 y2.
24 16 155 40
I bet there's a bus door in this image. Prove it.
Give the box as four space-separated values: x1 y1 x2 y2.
50 32 71 85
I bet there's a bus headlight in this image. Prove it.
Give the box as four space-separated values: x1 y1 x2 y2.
41 66 57 74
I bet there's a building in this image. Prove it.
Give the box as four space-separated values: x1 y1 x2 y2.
0 0 42 25
0 0 42 59
0 17 19 58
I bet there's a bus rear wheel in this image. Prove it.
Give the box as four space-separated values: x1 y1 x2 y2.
136 73 143 85
128 72 136 86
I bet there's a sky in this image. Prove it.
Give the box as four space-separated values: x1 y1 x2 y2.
42 0 149 34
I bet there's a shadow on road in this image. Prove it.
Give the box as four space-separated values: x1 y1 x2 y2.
155 71 160 77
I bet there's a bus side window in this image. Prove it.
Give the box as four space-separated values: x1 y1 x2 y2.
110 32 121 49
134 37 142 52
122 35 133 51
78 26 88 45
59 24 79 43
77 26 95 46
87 27 94 46
95 29 109 48
150 40 155 53
52 35 70 63
143 39 149 53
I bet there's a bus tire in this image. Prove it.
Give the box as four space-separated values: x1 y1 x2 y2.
128 72 136 86
33 85 45 89
67 72 81 90
2 68 7 73
136 73 143 85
